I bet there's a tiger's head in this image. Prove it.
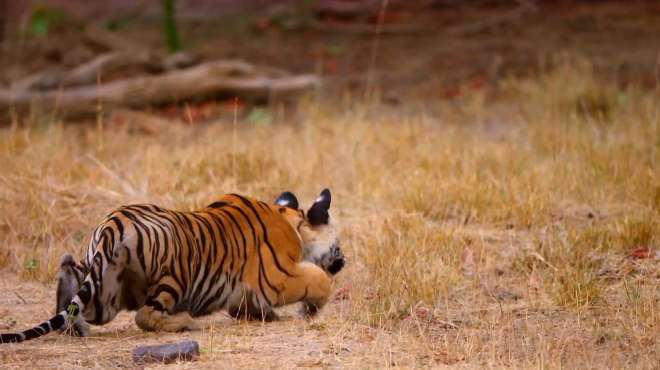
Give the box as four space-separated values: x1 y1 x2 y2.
274 188 345 275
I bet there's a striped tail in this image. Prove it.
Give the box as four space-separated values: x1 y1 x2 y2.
0 299 83 344
0 310 67 343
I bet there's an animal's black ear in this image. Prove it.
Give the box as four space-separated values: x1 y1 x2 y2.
307 188 331 226
275 191 299 209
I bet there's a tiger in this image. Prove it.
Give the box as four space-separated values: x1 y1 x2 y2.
0 189 345 343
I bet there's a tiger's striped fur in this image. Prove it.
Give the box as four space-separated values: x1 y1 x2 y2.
0 189 344 343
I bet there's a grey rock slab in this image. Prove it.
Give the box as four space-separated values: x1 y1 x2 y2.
132 340 200 364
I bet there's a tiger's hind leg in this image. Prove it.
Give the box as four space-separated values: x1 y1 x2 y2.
55 254 90 336
134 278 200 332
276 262 332 318
227 290 279 322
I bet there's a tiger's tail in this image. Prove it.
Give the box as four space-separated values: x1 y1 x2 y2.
0 283 90 343
0 310 68 343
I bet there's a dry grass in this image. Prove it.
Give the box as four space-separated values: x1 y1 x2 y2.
0 60 658 369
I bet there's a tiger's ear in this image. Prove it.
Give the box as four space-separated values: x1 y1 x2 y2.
307 188 331 226
275 191 299 209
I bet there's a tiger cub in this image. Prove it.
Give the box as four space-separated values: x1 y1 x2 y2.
1 189 345 343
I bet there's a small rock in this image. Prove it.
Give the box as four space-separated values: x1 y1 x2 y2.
495 288 522 302
132 340 200 364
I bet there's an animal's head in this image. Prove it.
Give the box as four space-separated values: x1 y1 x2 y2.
274 188 345 275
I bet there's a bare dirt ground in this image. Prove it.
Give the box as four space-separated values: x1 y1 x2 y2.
0 274 393 369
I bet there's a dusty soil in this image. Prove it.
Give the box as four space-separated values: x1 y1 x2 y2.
0 273 392 369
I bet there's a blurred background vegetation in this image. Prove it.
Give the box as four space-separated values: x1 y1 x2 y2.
1 0 659 123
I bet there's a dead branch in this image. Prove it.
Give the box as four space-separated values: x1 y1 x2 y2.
0 60 320 118
11 51 161 91
161 51 201 71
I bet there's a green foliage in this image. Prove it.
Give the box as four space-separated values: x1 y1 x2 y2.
24 257 38 271
162 0 182 52
28 6 66 37
67 303 77 319
246 108 273 126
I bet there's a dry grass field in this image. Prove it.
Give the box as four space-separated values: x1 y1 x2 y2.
0 60 658 369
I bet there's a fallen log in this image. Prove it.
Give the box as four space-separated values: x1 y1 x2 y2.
0 60 320 118
11 51 161 91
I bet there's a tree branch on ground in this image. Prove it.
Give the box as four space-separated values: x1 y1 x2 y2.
0 60 320 119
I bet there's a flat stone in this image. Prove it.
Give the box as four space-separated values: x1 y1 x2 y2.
132 340 200 364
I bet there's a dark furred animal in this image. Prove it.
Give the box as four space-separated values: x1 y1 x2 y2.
0 189 344 343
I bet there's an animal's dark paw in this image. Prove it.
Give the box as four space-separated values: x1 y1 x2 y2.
327 256 345 275
300 302 321 318
324 246 345 275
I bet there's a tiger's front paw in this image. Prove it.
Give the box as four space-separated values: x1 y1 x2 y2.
322 245 345 275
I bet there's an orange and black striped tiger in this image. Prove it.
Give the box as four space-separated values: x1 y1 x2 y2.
0 189 344 343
